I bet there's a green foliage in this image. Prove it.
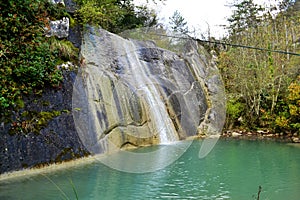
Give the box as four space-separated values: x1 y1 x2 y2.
275 76 300 132
10 110 61 134
0 0 158 130
169 10 189 34
49 38 79 63
11 43 63 88
226 97 245 127
227 0 264 35
69 178 79 200
74 0 158 33
74 0 121 29
0 0 67 122
219 0 300 133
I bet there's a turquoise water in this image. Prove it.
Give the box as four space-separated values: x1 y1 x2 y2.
0 140 299 200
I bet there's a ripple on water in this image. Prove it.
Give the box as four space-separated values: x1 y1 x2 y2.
0 140 299 200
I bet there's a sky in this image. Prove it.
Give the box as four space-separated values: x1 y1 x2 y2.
134 0 282 39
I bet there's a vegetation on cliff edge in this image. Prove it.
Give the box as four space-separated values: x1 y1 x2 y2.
0 0 69 122
0 0 161 132
217 0 300 134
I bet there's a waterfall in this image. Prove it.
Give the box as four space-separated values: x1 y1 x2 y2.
72 27 226 155
121 40 178 143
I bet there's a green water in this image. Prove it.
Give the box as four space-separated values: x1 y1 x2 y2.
0 140 299 200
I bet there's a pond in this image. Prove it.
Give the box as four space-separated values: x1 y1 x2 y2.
0 139 299 200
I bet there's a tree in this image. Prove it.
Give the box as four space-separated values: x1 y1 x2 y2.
227 0 264 35
219 0 300 131
74 0 158 33
169 10 189 34
279 0 299 13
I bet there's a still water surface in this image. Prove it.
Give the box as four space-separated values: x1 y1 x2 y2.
0 140 299 200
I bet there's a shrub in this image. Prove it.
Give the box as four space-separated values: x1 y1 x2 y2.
74 0 157 33
0 0 67 122
273 76 300 133
225 96 246 129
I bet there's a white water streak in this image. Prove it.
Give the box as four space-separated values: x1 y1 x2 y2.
121 40 178 143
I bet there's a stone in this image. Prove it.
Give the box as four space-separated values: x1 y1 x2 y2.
73 27 226 154
0 122 4 131
293 133 298 136
0 27 226 174
257 130 265 134
265 134 274 137
63 0 78 13
49 0 65 6
57 61 76 70
292 137 300 143
232 132 242 137
68 25 82 48
0 72 89 174
45 17 69 38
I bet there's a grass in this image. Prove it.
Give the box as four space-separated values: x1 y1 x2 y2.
42 174 79 200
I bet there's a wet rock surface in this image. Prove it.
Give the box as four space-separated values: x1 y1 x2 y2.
0 72 89 174
0 27 226 174
73 27 226 154
221 130 300 143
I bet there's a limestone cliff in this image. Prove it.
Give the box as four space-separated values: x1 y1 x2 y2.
72 27 226 154
0 72 89 174
0 27 225 174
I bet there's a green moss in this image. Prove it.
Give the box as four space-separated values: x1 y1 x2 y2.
69 16 77 28
55 148 73 162
54 147 90 163
62 109 71 114
42 101 50 106
0 0 74 122
49 38 79 64
15 98 25 109
10 110 62 135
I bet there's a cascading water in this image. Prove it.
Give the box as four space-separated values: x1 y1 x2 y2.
121 41 178 143
72 27 226 158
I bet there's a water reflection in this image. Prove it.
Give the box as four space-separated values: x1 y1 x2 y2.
0 140 299 200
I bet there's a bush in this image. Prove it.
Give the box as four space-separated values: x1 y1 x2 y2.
225 96 246 129
271 76 300 133
0 0 67 122
285 76 300 132
74 0 157 33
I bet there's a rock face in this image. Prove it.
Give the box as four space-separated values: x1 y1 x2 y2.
68 25 82 48
72 27 226 154
49 0 65 6
45 1 71 38
0 72 89 174
0 27 226 174
45 17 69 38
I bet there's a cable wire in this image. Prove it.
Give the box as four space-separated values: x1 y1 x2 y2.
148 33 300 56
